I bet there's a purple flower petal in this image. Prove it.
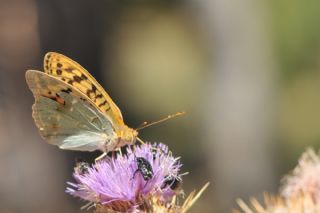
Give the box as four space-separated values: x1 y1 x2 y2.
67 143 183 210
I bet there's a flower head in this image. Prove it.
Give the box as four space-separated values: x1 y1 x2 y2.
66 143 184 212
236 193 320 213
280 148 320 203
235 148 320 213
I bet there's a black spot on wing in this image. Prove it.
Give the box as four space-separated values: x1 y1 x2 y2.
81 74 88 80
56 69 62 75
73 75 82 83
65 67 73 72
96 94 103 99
61 88 72 94
92 85 97 93
86 90 91 97
98 100 107 107
105 105 111 112
86 85 97 97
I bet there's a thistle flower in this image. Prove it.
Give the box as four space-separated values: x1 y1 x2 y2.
235 148 320 213
66 143 208 212
236 193 320 213
280 148 320 203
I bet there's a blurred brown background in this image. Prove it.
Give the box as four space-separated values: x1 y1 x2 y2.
1 0 320 212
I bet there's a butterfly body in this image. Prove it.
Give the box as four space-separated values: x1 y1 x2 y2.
26 52 138 153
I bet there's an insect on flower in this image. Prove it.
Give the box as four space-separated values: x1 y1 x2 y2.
133 157 154 181
161 175 182 191
151 143 171 160
75 159 90 175
25 52 185 160
67 143 188 212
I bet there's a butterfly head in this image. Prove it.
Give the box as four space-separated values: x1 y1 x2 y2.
117 125 138 147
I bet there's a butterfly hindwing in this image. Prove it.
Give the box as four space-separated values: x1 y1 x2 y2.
26 70 115 151
43 52 124 127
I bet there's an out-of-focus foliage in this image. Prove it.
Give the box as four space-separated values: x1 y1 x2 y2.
271 0 320 79
271 0 320 163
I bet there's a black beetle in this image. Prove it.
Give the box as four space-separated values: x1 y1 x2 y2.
161 175 182 191
132 157 153 181
75 160 90 175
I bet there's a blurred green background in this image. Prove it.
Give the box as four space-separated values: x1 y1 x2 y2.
1 0 320 212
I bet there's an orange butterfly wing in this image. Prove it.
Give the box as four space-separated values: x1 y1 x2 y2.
43 52 124 127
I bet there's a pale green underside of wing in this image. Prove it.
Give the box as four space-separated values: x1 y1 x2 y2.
26 70 115 152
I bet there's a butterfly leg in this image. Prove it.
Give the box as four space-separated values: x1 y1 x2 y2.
117 147 122 156
143 180 149 188
110 151 114 160
95 152 107 162
137 137 145 145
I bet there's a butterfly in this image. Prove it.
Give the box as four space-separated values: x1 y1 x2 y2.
26 52 184 156
26 52 140 154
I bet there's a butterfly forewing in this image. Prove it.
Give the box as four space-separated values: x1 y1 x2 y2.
26 70 115 151
43 52 124 127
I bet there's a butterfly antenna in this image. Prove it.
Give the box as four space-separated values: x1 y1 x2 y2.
135 111 186 131
136 121 148 130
